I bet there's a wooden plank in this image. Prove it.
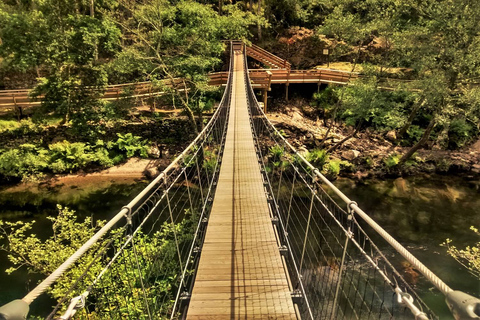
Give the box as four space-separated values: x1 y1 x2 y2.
186 51 297 319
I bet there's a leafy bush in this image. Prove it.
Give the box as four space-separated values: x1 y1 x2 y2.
306 149 328 168
113 133 148 158
0 147 48 180
0 205 199 316
402 125 423 146
384 154 400 167
269 145 284 162
327 160 341 177
202 149 217 174
0 134 149 180
447 118 475 150
49 141 94 172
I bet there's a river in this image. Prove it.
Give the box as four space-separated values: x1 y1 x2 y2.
0 174 478 318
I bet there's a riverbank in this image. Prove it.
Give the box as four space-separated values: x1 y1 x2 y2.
0 156 170 204
267 104 480 181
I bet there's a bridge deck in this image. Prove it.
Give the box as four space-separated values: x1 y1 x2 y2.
186 52 297 319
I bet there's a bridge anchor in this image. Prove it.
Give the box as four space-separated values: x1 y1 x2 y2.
446 290 480 319
0 300 29 320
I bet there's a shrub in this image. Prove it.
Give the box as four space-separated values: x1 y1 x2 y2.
306 149 328 168
447 118 475 150
49 141 94 172
327 160 341 177
113 133 148 158
269 145 284 162
0 148 48 180
384 154 400 168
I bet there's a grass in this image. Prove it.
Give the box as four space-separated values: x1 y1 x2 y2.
0 114 62 133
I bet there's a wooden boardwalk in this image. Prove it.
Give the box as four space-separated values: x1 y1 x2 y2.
186 51 297 319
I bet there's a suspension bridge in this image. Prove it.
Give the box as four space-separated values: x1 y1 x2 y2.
0 41 479 320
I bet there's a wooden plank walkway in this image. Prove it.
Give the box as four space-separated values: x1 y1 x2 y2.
186 51 297 319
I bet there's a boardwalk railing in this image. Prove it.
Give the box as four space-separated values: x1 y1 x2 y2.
246 43 291 70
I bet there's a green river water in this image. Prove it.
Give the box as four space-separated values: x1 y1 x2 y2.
0 174 478 318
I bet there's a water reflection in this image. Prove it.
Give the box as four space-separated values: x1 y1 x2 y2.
331 175 480 319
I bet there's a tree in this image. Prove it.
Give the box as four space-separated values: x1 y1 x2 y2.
31 64 108 129
111 0 259 133
0 205 199 317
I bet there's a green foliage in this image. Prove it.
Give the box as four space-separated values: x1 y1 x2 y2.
0 146 48 180
305 149 328 168
311 87 338 120
202 149 218 174
0 205 199 315
447 118 474 150
0 134 148 180
327 159 341 177
443 226 480 279
0 205 107 298
32 65 108 130
384 154 400 168
269 145 284 162
49 141 94 172
113 133 148 158
404 125 423 145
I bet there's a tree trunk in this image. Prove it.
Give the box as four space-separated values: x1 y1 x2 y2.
185 105 199 135
90 0 94 17
250 0 253 11
397 98 423 140
320 45 362 148
218 0 223 15
257 0 262 41
399 117 436 164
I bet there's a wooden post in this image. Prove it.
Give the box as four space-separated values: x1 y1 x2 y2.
266 70 272 91
263 89 268 113
286 69 290 101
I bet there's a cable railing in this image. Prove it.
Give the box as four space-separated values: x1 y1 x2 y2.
243 45 480 320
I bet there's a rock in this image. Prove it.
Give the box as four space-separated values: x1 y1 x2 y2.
144 167 160 179
472 163 480 174
148 145 160 158
298 146 309 156
353 171 369 181
386 130 397 142
342 150 360 161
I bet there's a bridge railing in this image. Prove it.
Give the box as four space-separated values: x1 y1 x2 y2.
242 46 480 320
0 43 235 320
